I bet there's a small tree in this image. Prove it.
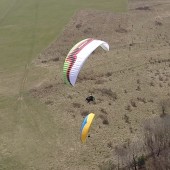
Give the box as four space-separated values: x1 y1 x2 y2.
143 115 170 169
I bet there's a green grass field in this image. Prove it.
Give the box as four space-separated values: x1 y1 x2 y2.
0 0 127 71
0 0 127 169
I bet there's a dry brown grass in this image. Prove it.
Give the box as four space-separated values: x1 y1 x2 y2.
29 0 170 169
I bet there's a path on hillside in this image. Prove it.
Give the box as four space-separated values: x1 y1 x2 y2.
18 0 39 101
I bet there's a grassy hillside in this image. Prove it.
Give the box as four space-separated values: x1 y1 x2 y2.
0 0 127 71
0 0 127 169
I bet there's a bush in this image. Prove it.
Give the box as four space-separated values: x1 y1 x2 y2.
99 160 116 170
143 115 170 156
95 79 105 84
124 114 130 124
125 105 132 111
130 99 137 107
137 155 146 168
52 57 59 62
150 81 155 86
72 102 81 108
137 79 140 84
112 116 170 169
143 115 170 169
99 114 109 125
76 23 82 29
96 88 117 101
45 100 54 105
137 97 147 103
136 85 141 91
155 21 162 26
81 110 89 117
159 99 170 117
103 119 109 125
115 28 127 33
107 141 113 149
135 6 151 10
45 84 53 89
105 72 113 77
100 108 108 115
67 95 72 99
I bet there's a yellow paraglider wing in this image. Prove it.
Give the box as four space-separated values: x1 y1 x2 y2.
80 113 95 143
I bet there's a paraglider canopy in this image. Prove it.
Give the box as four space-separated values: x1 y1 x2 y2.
80 113 95 143
63 38 109 86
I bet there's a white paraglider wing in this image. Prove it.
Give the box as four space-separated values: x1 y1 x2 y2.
63 38 109 86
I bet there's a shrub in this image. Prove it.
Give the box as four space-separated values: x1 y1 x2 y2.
107 141 113 149
124 89 127 93
105 72 113 77
103 119 109 125
113 116 170 169
67 95 72 99
150 81 155 86
115 28 127 33
95 79 105 84
137 79 140 84
99 114 109 125
159 75 164 81
72 114 75 118
45 100 53 105
160 99 170 117
130 100 137 107
137 97 147 103
72 102 81 108
137 155 146 168
100 108 108 115
129 126 133 133
135 6 151 11
155 21 162 26
41 60 47 63
136 86 141 91
159 83 163 87
97 88 117 101
45 84 53 89
81 110 89 117
76 23 82 29
124 114 130 124
99 160 116 170
83 27 91 34
125 105 132 111
143 115 170 157
52 57 59 62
